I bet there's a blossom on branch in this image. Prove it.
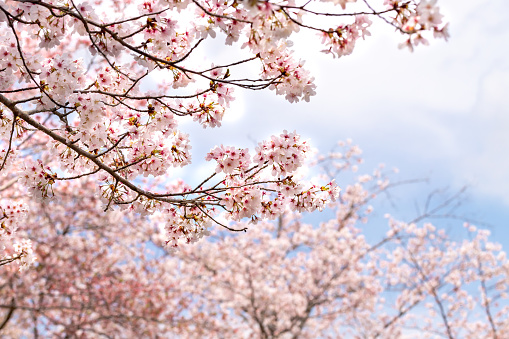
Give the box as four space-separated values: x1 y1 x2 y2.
0 0 447 258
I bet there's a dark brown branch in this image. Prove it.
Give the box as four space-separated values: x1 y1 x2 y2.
0 298 16 331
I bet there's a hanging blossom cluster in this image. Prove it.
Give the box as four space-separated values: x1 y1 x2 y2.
0 0 447 256
387 0 450 51
147 131 339 248
320 14 373 58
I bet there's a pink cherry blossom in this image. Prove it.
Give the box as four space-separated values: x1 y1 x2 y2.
0 0 449 268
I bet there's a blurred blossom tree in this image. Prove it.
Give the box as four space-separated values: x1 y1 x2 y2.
0 0 448 266
10 1 507 337
1 141 508 338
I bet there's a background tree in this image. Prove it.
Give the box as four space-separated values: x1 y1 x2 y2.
1 141 508 338
173 142 509 339
0 0 448 266
0 174 195 337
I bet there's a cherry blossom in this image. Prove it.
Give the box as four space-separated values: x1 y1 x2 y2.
0 0 447 259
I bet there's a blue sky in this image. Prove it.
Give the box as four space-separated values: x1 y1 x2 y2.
171 0 509 247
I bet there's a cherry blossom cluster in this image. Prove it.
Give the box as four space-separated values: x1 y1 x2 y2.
320 15 373 58
39 55 85 106
0 147 18 171
266 51 317 103
20 160 58 199
254 130 309 177
127 130 192 177
205 132 340 220
206 145 251 174
221 179 263 220
0 0 447 252
0 37 26 90
0 199 36 271
298 180 341 210
156 131 336 245
0 201 26 235
160 206 212 249
383 0 449 51
10 239 36 271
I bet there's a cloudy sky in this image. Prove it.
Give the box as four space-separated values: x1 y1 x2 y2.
173 0 509 246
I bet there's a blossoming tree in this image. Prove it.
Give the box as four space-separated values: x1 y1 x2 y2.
1 141 508 338
0 0 448 268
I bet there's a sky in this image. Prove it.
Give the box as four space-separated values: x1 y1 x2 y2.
170 0 509 247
